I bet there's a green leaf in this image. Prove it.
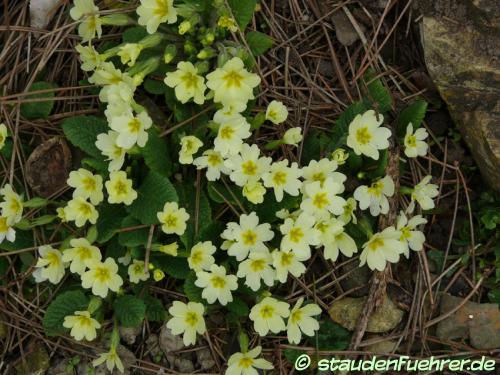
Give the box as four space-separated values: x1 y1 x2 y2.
82 158 109 177
184 272 203 302
207 181 244 205
246 31 273 56
141 128 172 176
144 79 167 95
365 149 388 179
488 290 500 304
196 220 225 244
0 230 34 252
43 291 89 336
96 204 127 243
62 116 108 159
128 171 178 225
153 254 190 279
114 295 146 327
283 349 306 366
144 295 166 322
396 99 428 137
363 69 392 113
0 257 8 285
20 81 56 120
122 26 148 43
118 216 149 247
316 320 351 351
228 0 256 30
226 298 249 317
254 192 300 224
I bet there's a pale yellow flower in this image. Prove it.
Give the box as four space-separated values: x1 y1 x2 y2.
193 149 230 181
287 298 321 344
165 62 206 105
63 311 101 341
157 202 189 235
266 100 288 124
225 143 271 187
0 216 15 244
95 131 127 172
237 249 275 291
353 175 394 216
195 264 238 305
93 348 124 373
272 249 306 283
217 15 238 32
404 123 428 158
280 212 320 261
67 168 104 205
242 181 266 204
105 171 137 205
75 44 103 71
81 258 123 298
226 346 273 375
179 135 203 164
316 217 357 262
249 297 289 336
33 245 66 284
64 197 99 227
300 177 346 219
188 241 216 272
346 110 391 160
109 111 152 149
359 226 405 271
262 160 302 202
137 0 177 34
157 242 178 256
166 301 206 346
396 212 427 257
118 43 143 66
282 127 302 146
213 114 251 157
410 175 439 211
62 238 102 275
128 259 150 283
70 0 102 42
301 158 346 189
0 184 23 225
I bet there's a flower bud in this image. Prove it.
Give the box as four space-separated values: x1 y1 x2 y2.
331 148 349 165
282 127 302 146
153 269 165 281
163 44 177 64
100 14 132 26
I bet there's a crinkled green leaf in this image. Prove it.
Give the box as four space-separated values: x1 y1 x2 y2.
96 204 127 244
226 298 249 317
62 116 108 159
21 81 56 120
141 128 172 176
122 26 148 43
144 295 166 322
144 79 167 95
396 99 428 137
114 295 146 327
118 216 149 247
153 254 190 279
184 272 203 302
43 291 89 336
246 31 273 56
228 0 256 30
364 69 392 113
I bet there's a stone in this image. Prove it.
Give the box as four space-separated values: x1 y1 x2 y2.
328 295 404 332
46 358 70 375
436 293 500 349
15 345 50 375
119 326 141 345
365 338 398 354
417 0 500 190
159 324 195 372
331 10 363 47
339 260 370 297
196 348 216 371
25 137 72 197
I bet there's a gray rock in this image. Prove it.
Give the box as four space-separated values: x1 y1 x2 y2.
339 260 370 297
196 348 216 371
159 325 195 372
145 334 163 363
328 295 404 332
46 358 70 375
365 338 398 354
331 10 363 46
417 0 500 190
436 294 500 349
119 326 141 346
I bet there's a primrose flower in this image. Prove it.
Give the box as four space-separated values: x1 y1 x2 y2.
316 217 357 261
63 311 101 341
109 111 152 149
81 258 123 298
272 249 306 283
280 212 320 260
237 250 275 291
339 197 357 224
242 181 266 204
300 177 346 219
179 135 203 164
266 100 288 124
75 44 103 71
157 242 178 256
354 175 394 216
128 259 150 283
262 160 302 202
396 212 427 257
213 104 246 122
64 197 99 227
404 123 428 158
165 62 206 105
0 216 15 244
166 301 206 346
287 298 322 344
93 348 124 373
249 297 290 336
187 241 216 272
217 15 238 32
410 175 439 211
302 158 346 189
105 171 137 205
222 212 274 261
137 0 177 34
70 0 102 42
95 131 127 172
282 127 302 146
346 110 391 160
225 143 272 187
118 43 143 66
206 57 261 109
195 264 238 305
226 346 273 375
157 202 190 235
359 226 405 271
89 62 134 87
33 245 66 284
0 184 23 225
67 168 104 205
62 238 102 275
213 114 251 157
193 149 230 181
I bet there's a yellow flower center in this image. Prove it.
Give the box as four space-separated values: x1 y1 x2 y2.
311 172 325 184
219 125 234 140
356 126 372 145
367 180 384 197
259 305 275 319
238 357 254 369
289 227 304 243
128 118 141 134
272 171 287 185
223 70 243 87
163 214 178 227
207 153 221 167
77 247 92 260
250 259 266 272
0 135 4 143
312 192 329 209
76 315 92 327
241 230 257 246
46 251 60 267
280 252 293 266
82 176 96 191
113 180 128 195
181 72 199 89
153 0 170 17
406 135 417 147
368 237 384 251
133 263 143 274
241 160 258 176
0 217 8 232
185 311 199 327
95 266 111 282
190 250 202 265
400 227 411 239
210 275 226 289
9 198 21 213
290 309 302 324
315 221 329 234
78 202 92 216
